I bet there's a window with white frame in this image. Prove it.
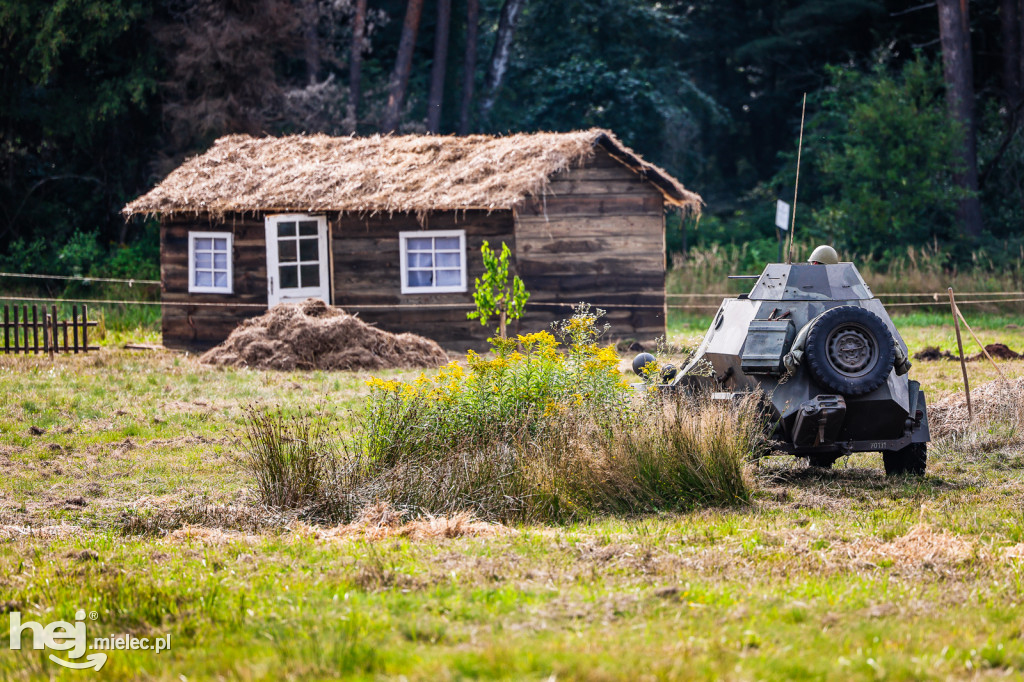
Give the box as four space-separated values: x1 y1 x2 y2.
399 230 467 294
188 232 233 293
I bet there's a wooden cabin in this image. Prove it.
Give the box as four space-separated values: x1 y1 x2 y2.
123 129 702 351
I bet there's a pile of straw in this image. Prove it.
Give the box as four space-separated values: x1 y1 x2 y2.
200 298 449 371
123 129 701 218
928 378 1024 439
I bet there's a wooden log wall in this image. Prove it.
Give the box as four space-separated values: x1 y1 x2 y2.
161 215 267 350
331 210 515 350
514 148 667 342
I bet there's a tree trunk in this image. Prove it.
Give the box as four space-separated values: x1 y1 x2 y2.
458 0 480 134
382 0 425 133
937 0 983 237
480 0 526 124
302 0 320 85
1002 0 1022 108
347 0 368 130
427 0 451 133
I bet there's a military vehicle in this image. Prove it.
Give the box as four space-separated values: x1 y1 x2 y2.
635 260 930 475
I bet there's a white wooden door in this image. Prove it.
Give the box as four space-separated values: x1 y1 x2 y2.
265 215 330 307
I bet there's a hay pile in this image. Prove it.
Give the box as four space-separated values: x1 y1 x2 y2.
928 377 1024 439
302 502 510 542
200 298 449 371
123 129 702 218
841 524 979 569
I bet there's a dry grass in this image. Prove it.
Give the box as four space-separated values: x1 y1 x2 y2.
123 129 701 217
304 503 510 542
201 298 449 371
928 377 1024 441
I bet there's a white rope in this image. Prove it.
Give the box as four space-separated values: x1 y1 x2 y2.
0 272 160 285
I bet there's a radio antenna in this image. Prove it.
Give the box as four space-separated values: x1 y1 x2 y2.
786 93 807 264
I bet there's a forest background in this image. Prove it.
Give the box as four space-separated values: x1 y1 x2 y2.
1 0 1022 287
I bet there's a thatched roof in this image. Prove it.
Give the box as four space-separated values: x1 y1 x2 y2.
123 129 701 218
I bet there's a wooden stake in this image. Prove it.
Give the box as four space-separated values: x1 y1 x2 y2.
44 314 54 361
955 305 1006 380
787 93 807 264
948 287 972 420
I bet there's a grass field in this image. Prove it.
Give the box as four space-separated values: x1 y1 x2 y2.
0 313 1022 680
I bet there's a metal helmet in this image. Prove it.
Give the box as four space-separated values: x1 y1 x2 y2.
808 245 839 265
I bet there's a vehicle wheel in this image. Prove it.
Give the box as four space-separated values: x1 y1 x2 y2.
804 306 895 396
882 442 927 476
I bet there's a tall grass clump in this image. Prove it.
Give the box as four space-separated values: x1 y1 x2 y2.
240 405 340 509
241 307 767 523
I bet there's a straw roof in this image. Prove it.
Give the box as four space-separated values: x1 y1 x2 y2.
123 129 701 218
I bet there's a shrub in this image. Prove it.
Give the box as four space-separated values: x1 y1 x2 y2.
360 304 628 464
241 308 766 523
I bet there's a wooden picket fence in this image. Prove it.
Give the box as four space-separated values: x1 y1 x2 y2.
2 304 98 356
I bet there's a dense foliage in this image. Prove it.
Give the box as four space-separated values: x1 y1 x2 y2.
1 0 1021 280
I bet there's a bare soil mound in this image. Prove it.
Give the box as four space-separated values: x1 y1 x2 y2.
914 343 1021 362
200 298 449 371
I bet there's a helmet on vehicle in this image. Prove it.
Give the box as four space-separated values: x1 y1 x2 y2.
808 245 839 265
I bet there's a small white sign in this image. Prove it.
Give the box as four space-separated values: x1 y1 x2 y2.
775 200 790 231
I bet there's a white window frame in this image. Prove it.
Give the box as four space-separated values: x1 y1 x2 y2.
188 231 233 294
399 229 468 294
264 214 330 306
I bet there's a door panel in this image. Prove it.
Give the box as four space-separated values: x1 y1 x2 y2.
265 215 330 307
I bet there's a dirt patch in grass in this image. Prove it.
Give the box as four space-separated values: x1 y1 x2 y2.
200 298 449 371
0 524 75 542
914 343 1022 361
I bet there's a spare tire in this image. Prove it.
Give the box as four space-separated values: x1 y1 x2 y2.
804 306 895 396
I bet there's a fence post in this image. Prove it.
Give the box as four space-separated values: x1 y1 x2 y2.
3 305 8 354
31 305 39 354
51 305 58 354
12 305 18 354
21 306 27 354
72 305 79 354
44 314 53 361
82 304 89 353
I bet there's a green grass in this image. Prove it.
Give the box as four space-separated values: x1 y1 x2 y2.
0 315 1022 680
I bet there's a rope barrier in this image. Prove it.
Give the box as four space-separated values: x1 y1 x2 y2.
1 294 1021 312
0 272 160 285
1 270 1016 300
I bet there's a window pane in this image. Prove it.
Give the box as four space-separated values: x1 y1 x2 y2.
407 238 432 251
213 238 228 251
436 269 461 287
408 270 432 287
435 237 460 250
194 238 212 251
279 264 298 289
409 252 432 268
298 220 318 236
277 222 296 237
279 239 297 263
214 272 228 288
436 252 460 268
195 252 212 269
299 238 319 262
300 264 320 287
195 271 213 287
214 253 228 270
